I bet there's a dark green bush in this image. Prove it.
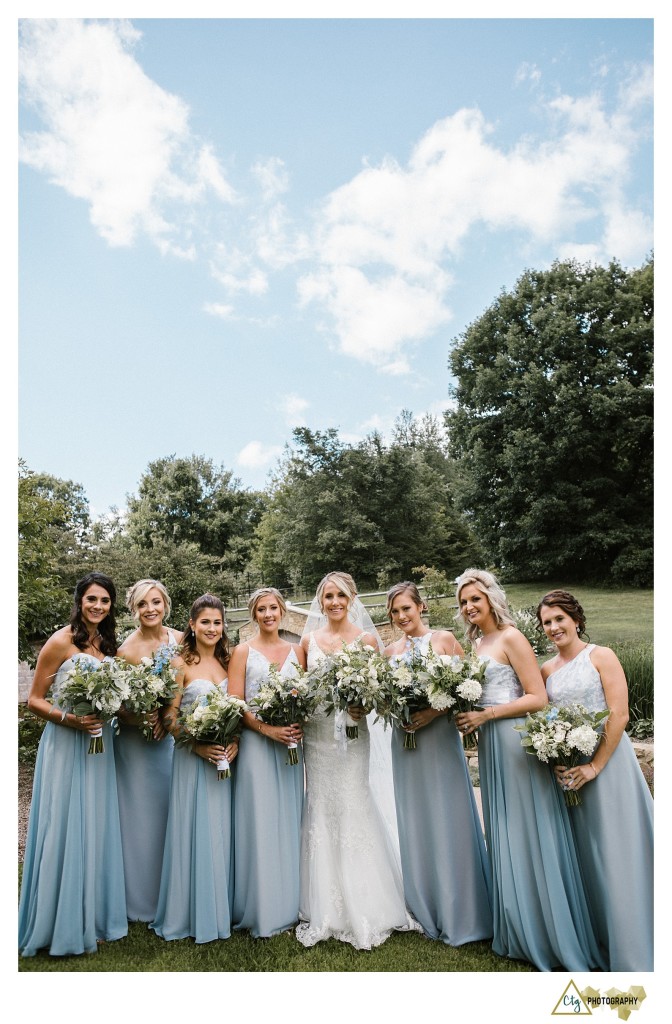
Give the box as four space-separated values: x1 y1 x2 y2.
18 706 45 766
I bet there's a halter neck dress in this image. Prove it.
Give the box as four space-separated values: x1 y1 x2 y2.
546 644 653 970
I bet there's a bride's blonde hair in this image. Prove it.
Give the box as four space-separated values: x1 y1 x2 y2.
315 571 358 612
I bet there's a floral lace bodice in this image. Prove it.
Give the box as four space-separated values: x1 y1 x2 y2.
479 654 524 706
545 645 607 713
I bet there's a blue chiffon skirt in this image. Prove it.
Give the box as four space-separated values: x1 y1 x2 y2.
478 717 605 971
151 744 233 943
114 724 173 921
568 735 653 970
392 717 492 944
232 730 303 937
19 721 127 957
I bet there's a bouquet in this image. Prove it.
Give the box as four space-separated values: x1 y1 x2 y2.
249 664 322 764
384 639 434 750
116 644 180 740
58 657 129 753
177 688 247 779
515 703 610 805
318 640 388 739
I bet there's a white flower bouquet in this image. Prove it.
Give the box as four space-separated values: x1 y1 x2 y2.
116 643 180 740
515 703 610 805
318 640 387 739
58 658 129 753
383 639 434 750
249 664 322 764
177 688 247 779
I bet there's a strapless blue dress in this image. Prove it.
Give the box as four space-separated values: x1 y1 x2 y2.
151 678 233 943
477 655 605 971
546 645 653 970
232 647 303 937
19 654 127 956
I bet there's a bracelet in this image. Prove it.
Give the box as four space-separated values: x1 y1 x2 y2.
491 706 496 720
589 761 598 778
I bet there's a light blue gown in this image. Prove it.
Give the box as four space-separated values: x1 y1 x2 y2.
151 679 233 943
477 655 605 971
390 633 493 945
19 654 127 957
232 646 304 937
546 644 654 971
114 637 176 922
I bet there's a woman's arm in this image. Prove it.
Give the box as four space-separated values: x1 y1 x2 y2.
27 631 103 734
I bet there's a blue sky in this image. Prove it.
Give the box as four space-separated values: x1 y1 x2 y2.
18 14 654 517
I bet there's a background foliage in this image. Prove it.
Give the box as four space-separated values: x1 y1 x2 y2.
18 256 653 657
446 257 653 585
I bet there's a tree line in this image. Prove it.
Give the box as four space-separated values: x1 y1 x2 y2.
19 256 653 661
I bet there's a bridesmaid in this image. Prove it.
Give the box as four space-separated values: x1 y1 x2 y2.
454 569 604 972
228 587 305 937
152 594 236 943
537 590 653 971
115 579 182 923
385 582 492 946
19 572 127 957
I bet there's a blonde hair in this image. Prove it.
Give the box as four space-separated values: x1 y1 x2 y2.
126 578 172 621
316 571 358 612
248 587 287 620
386 581 427 620
455 568 515 641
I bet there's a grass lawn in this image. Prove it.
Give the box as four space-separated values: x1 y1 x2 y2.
500 582 653 647
18 922 535 972
428 582 652 647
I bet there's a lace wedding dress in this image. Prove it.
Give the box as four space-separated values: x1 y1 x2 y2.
296 634 416 948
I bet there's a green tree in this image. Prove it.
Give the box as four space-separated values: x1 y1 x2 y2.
18 462 72 662
252 417 483 589
125 455 263 572
446 257 653 584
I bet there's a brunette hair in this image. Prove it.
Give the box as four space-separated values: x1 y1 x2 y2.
126 578 172 621
70 572 118 655
182 594 230 668
535 590 589 639
455 568 515 642
386 581 428 621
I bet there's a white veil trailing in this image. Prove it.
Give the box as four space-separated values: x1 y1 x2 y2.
301 589 402 860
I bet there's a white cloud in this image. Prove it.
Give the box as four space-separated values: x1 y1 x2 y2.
203 302 235 319
236 441 282 470
302 76 652 371
277 394 309 427
19 19 235 249
515 62 542 86
251 157 289 201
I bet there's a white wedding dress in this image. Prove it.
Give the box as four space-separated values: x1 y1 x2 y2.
296 634 417 948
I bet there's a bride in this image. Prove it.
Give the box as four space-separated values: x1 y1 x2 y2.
296 571 416 949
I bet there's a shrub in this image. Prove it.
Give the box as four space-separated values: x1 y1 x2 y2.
18 706 45 766
611 640 653 725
